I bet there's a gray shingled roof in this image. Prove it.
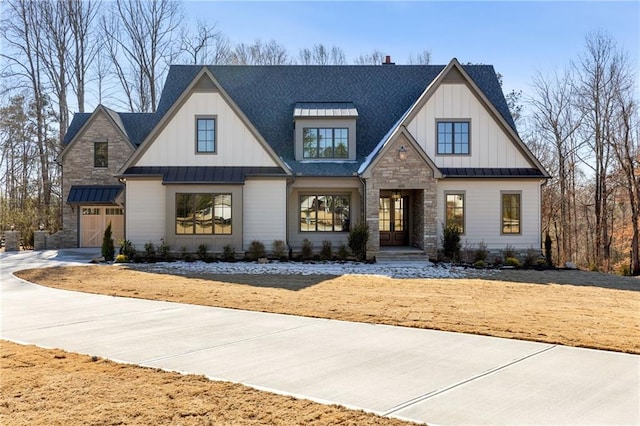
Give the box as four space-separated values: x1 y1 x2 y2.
65 64 518 177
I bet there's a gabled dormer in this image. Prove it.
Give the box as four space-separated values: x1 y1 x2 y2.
293 102 358 161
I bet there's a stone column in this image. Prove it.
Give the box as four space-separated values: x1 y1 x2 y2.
34 230 47 250
4 230 20 252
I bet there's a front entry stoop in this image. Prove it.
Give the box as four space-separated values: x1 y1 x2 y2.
375 247 431 263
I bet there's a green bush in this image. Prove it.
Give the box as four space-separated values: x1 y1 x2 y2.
144 241 156 262
473 260 486 268
301 238 313 260
474 241 488 262
248 240 266 260
348 222 369 261
119 240 136 259
197 244 208 261
619 263 631 276
272 240 286 259
337 242 349 260
114 254 129 263
222 244 236 262
320 240 333 260
503 244 516 259
442 225 461 262
505 257 521 267
157 238 170 261
524 248 539 268
102 222 115 261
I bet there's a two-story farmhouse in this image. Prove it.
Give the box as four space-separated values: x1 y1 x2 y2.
58 58 549 258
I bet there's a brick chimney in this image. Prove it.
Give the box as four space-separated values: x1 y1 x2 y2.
383 55 395 65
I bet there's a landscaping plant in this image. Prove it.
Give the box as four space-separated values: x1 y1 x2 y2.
348 222 369 261
441 224 461 262
101 222 115 261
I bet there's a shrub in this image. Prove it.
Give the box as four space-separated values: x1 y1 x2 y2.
157 238 170 261
222 244 236 262
272 240 286 259
197 244 208 261
493 256 503 266
442 225 461 262
524 247 539 268
144 241 156 262
114 254 129 263
22 228 35 250
619 263 631 276
348 222 369 261
179 245 188 260
320 240 333 260
474 241 488 262
120 240 136 259
505 257 521 267
337 242 349 261
544 233 554 268
473 260 486 268
503 244 516 260
102 222 115 261
247 240 266 260
589 263 599 272
301 238 313 260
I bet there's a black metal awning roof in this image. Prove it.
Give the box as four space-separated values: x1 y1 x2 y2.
67 185 124 205
440 168 545 178
120 166 288 184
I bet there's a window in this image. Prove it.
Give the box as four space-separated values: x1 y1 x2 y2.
196 117 216 153
300 194 350 232
105 208 124 215
94 142 108 167
176 193 231 235
82 208 100 215
303 128 348 159
502 193 521 234
445 193 465 233
437 121 469 155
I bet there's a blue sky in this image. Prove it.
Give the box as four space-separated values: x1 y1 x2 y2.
184 1 640 98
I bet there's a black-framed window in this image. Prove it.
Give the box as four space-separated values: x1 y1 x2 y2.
300 194 350 232
196 117 216 153
94 142 108 167
502 192 521 234
303 128 348 158
176 193 231 235
445 193 465 234
437 121 469 155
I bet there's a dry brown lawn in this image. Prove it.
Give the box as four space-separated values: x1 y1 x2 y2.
7 265 639 425
0 340 412 426
16 265 640 354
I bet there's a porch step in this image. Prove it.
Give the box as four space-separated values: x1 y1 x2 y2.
375 248 430 263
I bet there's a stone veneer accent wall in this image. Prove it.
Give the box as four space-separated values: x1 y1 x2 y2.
365 134 438 258
58 111 134 247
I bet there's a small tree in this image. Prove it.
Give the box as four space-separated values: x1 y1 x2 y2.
348 222 369 261
545 233 554 268
442 225 461 262
102 222 115 261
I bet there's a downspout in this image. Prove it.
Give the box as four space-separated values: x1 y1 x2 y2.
286 174 296 257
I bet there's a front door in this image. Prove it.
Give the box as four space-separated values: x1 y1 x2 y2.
379 195 408 246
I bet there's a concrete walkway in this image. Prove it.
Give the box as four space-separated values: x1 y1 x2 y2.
1 249 639 425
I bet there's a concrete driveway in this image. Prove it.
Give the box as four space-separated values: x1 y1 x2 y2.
1 249 639 425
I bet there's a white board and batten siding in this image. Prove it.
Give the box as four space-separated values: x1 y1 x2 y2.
437 180 541 250
243 179 287 249
135 92 278 168
125 179 166 247
406 83 531 169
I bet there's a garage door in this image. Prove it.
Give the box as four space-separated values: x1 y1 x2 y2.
80 207 124 247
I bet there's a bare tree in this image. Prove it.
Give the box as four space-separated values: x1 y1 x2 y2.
353 49 386 65
298 44 346 65
573 31 630 271
530 69 583 264
179 21 232 65
407 49 431 65
230 39 289 65
67 0 100 113
102 0 183 112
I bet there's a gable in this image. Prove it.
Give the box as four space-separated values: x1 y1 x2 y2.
128 71 285 170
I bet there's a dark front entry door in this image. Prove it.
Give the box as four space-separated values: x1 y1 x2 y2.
379 195 409 246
